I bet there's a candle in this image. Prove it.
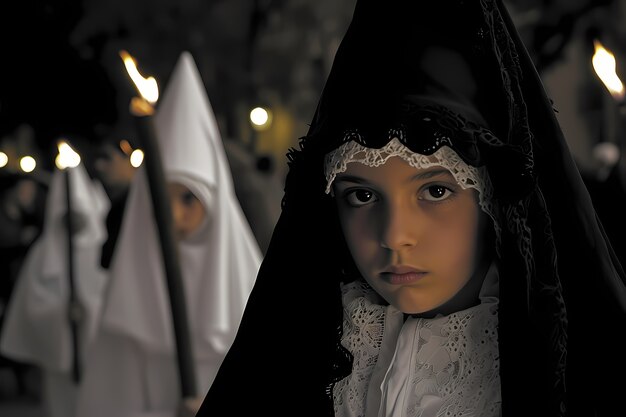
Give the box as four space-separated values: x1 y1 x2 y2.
592 40 625 181
56 140 83 384
120 50 197 398
592 40 625 101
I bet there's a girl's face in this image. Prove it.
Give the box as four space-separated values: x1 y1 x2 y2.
168 182 206 241
333 156 486 315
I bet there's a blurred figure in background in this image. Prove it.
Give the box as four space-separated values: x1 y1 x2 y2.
76 51 261 417
583 138 626 269
0 171 48 401
0 123 49 294
0 153 110 417
0 123 49 400
0 172 48 306
89 124 139 269
222 138 282 255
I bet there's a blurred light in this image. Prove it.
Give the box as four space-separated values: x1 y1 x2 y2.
592 40 625 100
0 152 8 168
130 149 144 168
120 50 159 104
593 141 620 167
119 139 133 156
250 106 271 128
55 141 81 170
20 156 36 173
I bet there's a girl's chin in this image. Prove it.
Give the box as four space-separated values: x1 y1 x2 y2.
389 293 440 316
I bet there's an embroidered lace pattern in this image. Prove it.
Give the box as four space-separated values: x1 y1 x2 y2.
333 281 386 414
324 138 500 238
401 311 501 417
333 281 501 417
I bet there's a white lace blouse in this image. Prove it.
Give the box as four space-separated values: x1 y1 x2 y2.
333 266 501 417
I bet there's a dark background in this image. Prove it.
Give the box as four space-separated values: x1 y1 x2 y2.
0 0 625 179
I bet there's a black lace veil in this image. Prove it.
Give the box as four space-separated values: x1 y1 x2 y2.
198 1 626 416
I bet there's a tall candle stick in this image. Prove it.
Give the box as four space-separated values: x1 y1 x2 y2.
57 141 83 384
593 40 625 134
65 168 84 384
618 102 626 187
592 40 625 180
120 51 197 398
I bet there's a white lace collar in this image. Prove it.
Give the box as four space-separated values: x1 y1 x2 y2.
333 264 501 417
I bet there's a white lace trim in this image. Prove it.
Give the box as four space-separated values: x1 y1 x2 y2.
333 281 501 417
334 281 387 414
324 138 499 237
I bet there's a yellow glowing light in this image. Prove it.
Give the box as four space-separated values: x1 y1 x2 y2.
0 152 8 168
20 156 36 173
250 107 269 126
55 141 81 170
120 50 159 104
130 149 144 168
119 139 133 156
592 40 625 100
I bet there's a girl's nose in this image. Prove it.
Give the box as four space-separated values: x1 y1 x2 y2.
171 201 185 232
380 201 420 250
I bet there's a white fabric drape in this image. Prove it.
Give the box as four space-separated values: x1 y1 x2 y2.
0 164 110 417
76 51 261 417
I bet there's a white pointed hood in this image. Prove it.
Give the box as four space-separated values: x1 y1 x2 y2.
101 51 262 361
0 164 110 372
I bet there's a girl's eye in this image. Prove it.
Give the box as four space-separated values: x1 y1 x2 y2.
344 189 378 207
420 185 453 202
181 191 198 206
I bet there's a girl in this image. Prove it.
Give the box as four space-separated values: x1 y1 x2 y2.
198 1 626 416
75 52 262 417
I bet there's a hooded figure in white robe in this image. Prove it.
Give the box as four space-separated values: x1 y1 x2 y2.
0 161 110 417
75 51 262 417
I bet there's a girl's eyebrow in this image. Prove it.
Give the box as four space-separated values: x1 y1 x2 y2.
409 168 453 181
334 168 453 185
333 175 369 185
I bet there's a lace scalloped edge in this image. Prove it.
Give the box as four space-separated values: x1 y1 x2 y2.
324 137 501 239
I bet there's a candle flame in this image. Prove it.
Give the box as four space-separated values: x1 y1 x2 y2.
592 40 625 100
120 50 159 104
56 141 81 170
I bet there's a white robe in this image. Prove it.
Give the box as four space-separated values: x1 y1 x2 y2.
0 164 109 417
76 51 261 417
